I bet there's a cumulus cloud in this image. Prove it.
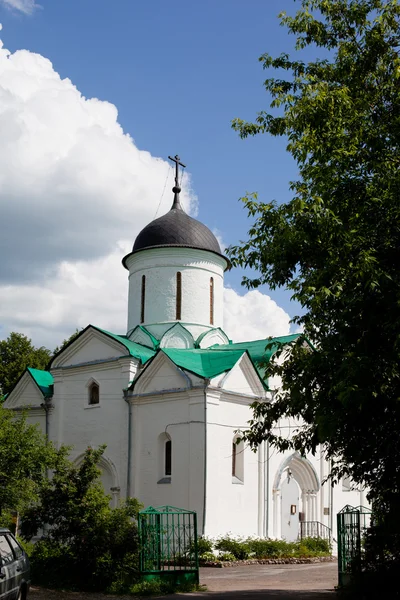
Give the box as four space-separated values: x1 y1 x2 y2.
0 37 196 284
0 0 39 14
0 36 291 350
223 288 291 342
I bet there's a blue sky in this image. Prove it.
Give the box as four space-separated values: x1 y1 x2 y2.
0 0 305 312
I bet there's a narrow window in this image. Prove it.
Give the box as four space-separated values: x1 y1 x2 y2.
232 442 237 477
140 275 146 324
176 272 182 320
89 382 99 405
165 439 172 476
210 277 214 325
232 436 244 482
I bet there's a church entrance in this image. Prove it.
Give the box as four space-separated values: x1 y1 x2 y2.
280 477 300 542
272 452 320 540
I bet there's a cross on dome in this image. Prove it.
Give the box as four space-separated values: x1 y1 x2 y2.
168 154 186 209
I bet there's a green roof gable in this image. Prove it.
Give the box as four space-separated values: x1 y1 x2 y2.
27 367 54 398
162 348 246 379
210 334 301 381
91 326 156 363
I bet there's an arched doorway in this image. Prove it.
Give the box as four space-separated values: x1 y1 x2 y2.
273 453 320 540
73 453 120 507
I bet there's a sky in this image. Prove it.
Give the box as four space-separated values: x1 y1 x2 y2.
0 0 311 350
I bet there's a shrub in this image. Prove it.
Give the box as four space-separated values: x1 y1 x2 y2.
218 552 236 562
300 536 331 554
215 535 250 560
199 551 217 563
246 538 297 558
196 536 214 557
21 446 142 592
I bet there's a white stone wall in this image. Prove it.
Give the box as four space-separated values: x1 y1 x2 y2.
125 247 226 334
204 390 261 538
131 389 206 529
50 357 134 501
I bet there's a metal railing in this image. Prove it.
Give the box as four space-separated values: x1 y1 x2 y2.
300 521 332 541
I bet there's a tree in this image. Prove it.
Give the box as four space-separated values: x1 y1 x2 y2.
0 405 59 518
0 332 51 396
229 0 400 509
22 446 142 592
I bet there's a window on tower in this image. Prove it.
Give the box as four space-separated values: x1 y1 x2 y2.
176 272 182 320
210 277 214 325
140 275 146 324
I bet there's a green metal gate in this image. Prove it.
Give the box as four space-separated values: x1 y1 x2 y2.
337 505 372 587
138 505 199 586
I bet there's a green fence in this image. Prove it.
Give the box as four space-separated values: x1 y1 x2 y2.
138 505 199 586
337 505 372 587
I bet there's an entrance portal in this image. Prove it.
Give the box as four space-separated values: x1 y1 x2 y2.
281 477 300 542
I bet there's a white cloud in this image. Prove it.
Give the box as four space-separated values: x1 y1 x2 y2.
0 36 291 351
0 36 196 284
223 288 291 342
0 0 39 14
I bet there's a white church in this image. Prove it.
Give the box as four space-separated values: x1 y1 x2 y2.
4 156 365 543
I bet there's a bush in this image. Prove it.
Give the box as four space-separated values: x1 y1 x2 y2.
21 446 142 592
215 535 250 560
300 536 331 554
199 551 217 563
196 536 214 557
246 538 297 558
218 552 236 562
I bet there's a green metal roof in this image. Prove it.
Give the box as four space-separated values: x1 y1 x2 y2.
27 367 54 398
210 334 301 380
93 326 156 363
162 348 248 379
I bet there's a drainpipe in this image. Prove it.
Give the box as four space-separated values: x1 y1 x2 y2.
329 460 334 533
265 439 270 538
202 379 210 536
124 392 132 498
40 396 53 483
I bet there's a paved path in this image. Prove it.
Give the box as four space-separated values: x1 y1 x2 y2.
164 562 338 599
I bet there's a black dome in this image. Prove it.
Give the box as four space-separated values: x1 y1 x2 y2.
122 171 230 270
132 205 222 254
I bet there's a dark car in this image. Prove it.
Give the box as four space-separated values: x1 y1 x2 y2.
0 529 30 600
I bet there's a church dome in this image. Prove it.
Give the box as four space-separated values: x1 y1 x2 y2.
123 155 229 269
132 203 222 255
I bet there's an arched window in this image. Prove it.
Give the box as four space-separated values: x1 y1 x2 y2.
210 277 214 325
88 382 99 405
232 435 244 483
157 433 172 483
176 272 182 320
165 439 172 476
140 275 146 324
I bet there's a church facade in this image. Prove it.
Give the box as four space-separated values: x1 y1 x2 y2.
4 158 365 543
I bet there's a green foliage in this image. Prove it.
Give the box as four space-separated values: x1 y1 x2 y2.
128 579 205 596
300 536 331 554
196 536 214 557
229 0 400 507
215 535 250 560
207 535 331 562
0 405 60 515
0 332 51 396
21 446 143 592
217 552 236 562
